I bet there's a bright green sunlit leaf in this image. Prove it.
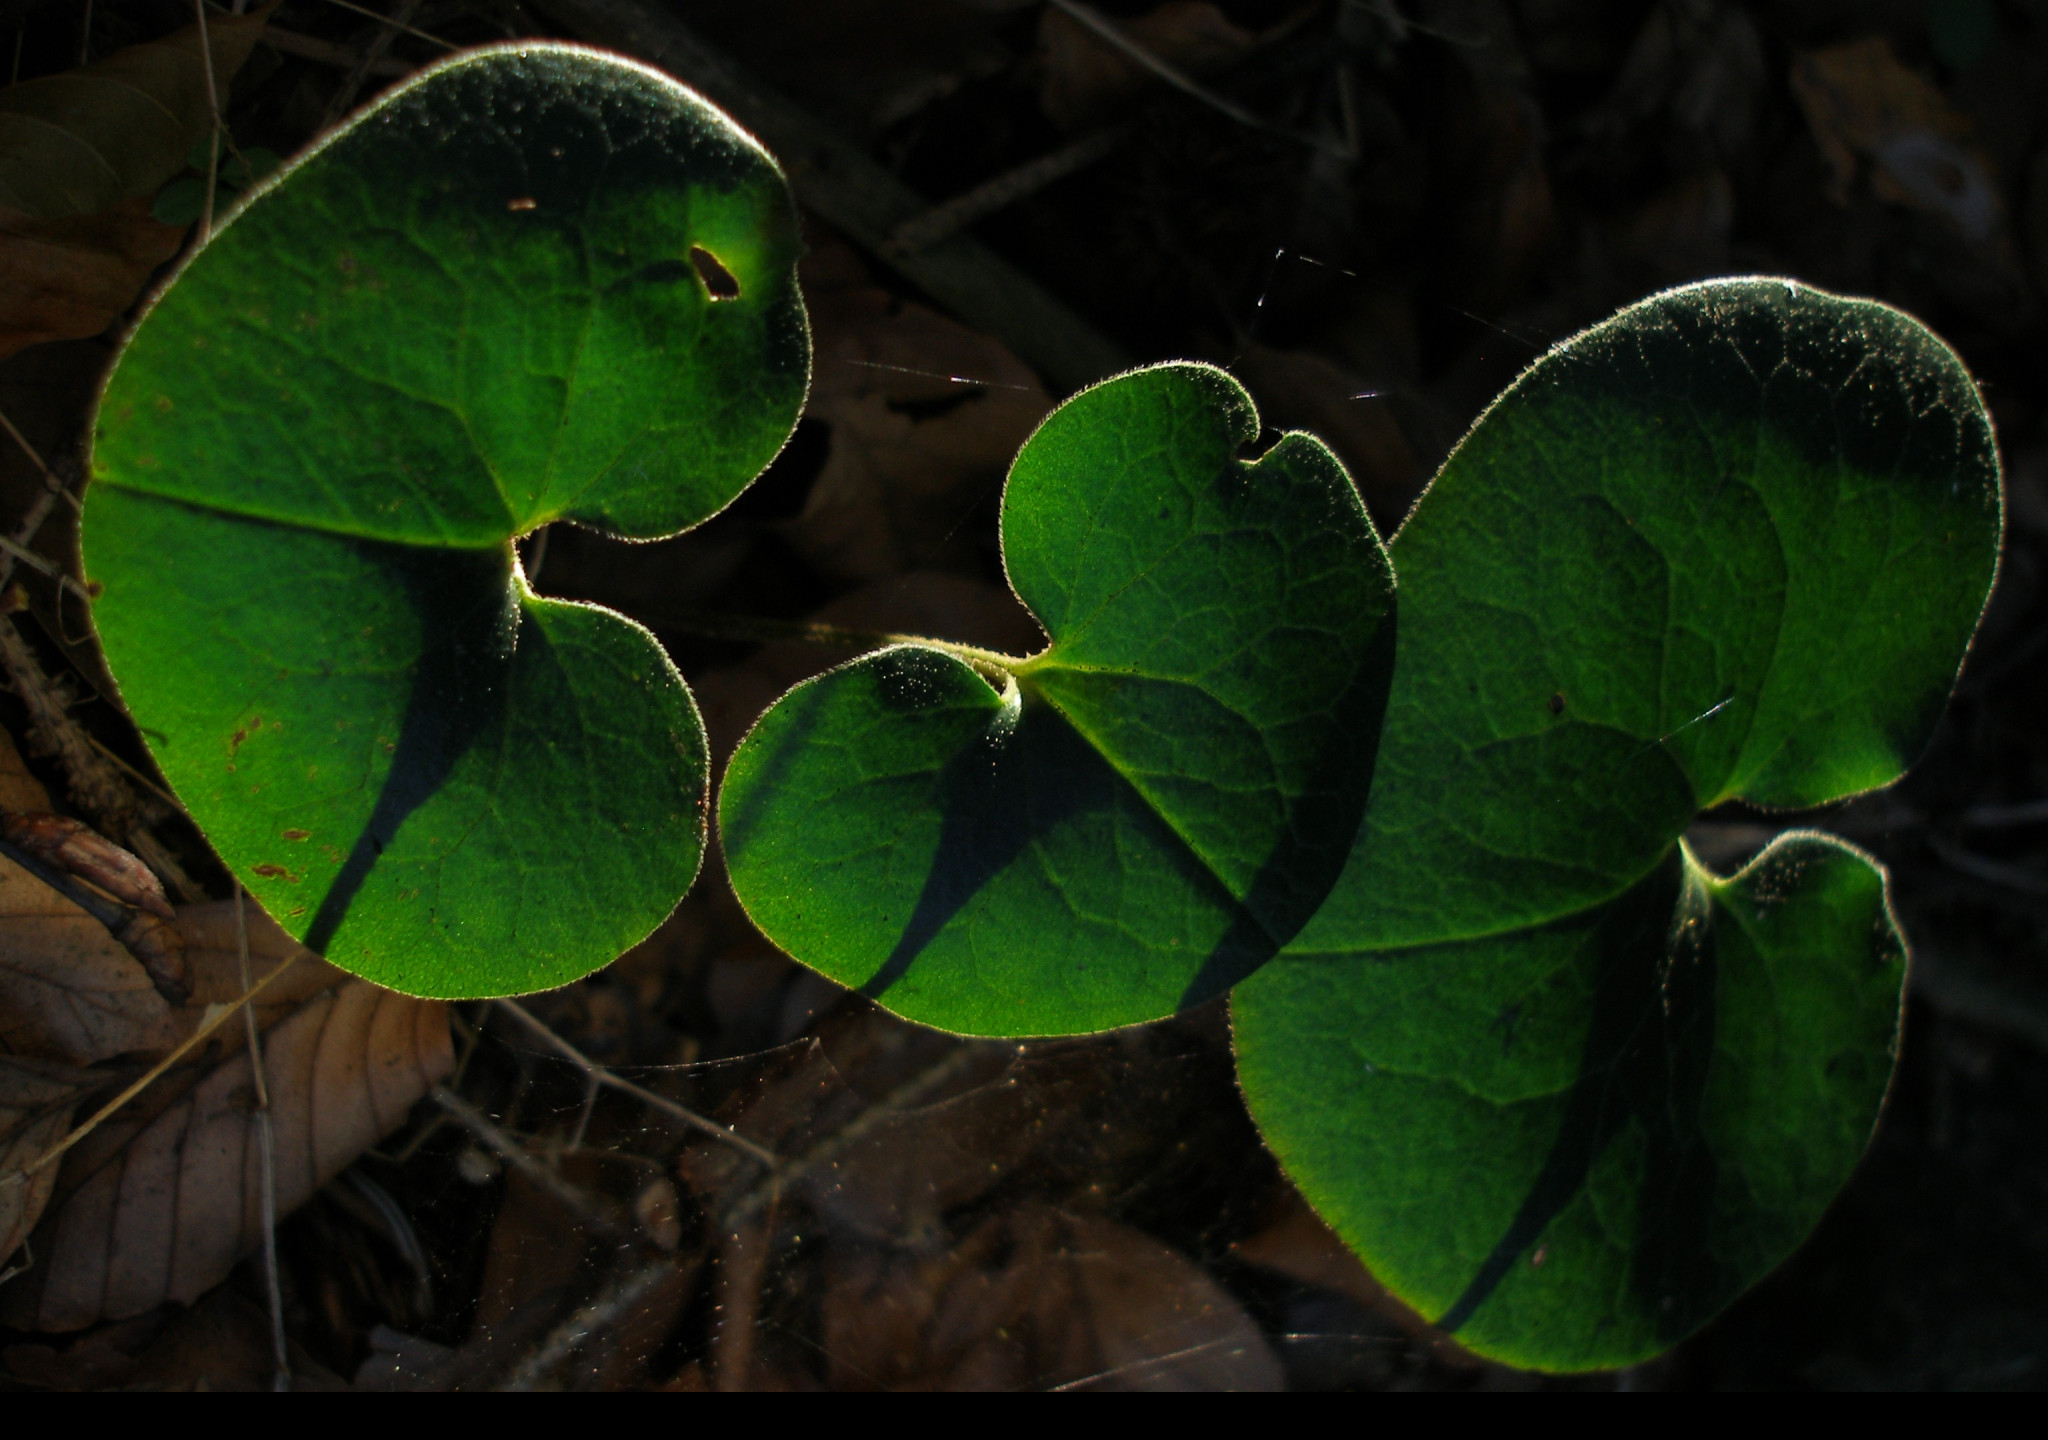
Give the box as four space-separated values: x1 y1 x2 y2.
722 362 1396 1035
83 43 810 998
1233 278 2002 1370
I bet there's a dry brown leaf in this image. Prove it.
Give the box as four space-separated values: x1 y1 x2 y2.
1791 37 2004 242
0 9 273 219
0 197 185 360
0 852 177 1066
4 811 175 919
170 898 351 1026
818 1202 1284 1390
779 244 1052 584
0 725 50 813
3 1287 350 1390
0 904 450 1331
1037 2 1259 132
0 1056 102 1262
678 1002 1061 1246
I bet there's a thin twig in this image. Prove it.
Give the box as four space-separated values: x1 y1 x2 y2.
493 999 778 1167
315 0 457 51
83 734 184 813
0 406 81 610
237 888 291 1391
0 616 170 849
883 126 1129 255
26 952 303 1176
428 1084 630 1238
1959 798 2048 830
320 0 423 128
261 25 413 76
718 1043 986 1230
497 1254 685 1391
528 0 1129 391
195 0 221 244
1047 0 1351 158
1928 837 2048 899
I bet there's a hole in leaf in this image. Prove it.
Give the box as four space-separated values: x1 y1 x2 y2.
689 245 741 300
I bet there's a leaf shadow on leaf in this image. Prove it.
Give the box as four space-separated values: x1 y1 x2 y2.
854 692 1097 1008
300 545 516 959
855 608 1397 1018
1174 610 1398 1010
1434 849 1721 1342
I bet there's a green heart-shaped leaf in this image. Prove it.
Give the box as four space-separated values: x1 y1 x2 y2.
721 362 1396 1035
83 44 810 997
1233 279 2002 1369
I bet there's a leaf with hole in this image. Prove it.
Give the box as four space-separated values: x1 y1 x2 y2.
1231 279 2003 1370
722 361 1396 1035
82 44 810 997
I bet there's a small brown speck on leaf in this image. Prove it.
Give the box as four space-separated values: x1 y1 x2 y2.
507 196 538 212
282 829 311 841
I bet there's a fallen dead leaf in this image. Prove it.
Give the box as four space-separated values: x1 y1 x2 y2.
779 244 1053 584
0 725 49 812
0 902 451 1332
819 1202 1284 1390
0 1056 102 1264
3 811 175 920
3 1286 349 1390
0 851 177 1067
0 8 273 220
1791 36 2004 242
0 198 186 361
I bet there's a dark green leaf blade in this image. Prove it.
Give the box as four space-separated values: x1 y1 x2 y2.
92 44 809 547
1295 280 2001 953
1234 834 1906 1371
1234 279 2001 1370
85 486 709 998
722 362 1395 1035
83 44 807 997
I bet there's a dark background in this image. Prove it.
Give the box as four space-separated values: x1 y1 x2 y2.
1 0 2045 1389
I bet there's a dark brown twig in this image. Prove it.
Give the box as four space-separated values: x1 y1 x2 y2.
493 998 778 1167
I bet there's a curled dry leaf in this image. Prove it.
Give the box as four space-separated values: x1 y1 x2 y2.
779 244 1052 583
818 1202 1283 1390
4 811 175 919
0 901 452 1331
0 9 273 220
